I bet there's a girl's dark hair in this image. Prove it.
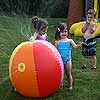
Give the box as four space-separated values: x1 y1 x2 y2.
55 23 67 40
31 16 39 29
32 16 48 32
87 9 96 17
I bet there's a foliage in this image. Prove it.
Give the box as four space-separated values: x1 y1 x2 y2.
0 0 69 18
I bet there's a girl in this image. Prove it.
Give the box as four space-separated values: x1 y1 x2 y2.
29 16 48 41
55 23 81 90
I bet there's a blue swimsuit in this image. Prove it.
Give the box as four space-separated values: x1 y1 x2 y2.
57 41 72 64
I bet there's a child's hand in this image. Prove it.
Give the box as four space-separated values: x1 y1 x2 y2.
29 36 35 42
86 19 90 24
90 20 94 24
78 42 82 47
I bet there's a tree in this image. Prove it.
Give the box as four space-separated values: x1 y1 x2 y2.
67 0 83 29
0 0 68 17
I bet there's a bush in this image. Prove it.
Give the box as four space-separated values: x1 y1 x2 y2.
0 0 69 18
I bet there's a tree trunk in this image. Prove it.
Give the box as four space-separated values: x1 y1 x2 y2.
67 0 83 29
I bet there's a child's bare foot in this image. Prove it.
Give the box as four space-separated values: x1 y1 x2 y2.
68 86 72 91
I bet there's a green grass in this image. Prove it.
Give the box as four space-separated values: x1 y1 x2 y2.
0 15 100 100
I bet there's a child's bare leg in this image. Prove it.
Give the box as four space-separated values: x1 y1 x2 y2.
91 55 97 68
65 61 73 89
82 56 87 67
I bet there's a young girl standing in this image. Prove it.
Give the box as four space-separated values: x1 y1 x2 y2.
29 16 48 41
55 23 81 90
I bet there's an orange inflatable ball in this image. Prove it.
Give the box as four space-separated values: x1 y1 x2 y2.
9 40 64 98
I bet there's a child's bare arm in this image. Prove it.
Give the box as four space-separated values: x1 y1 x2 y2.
29 33 37 41
55 40 58 47
82 23 88 33
70 39 81 48
89 23 97 33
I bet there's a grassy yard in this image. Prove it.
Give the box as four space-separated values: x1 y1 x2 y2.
0 15 100 100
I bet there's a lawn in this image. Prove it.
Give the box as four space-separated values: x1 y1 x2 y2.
0 15 100 100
